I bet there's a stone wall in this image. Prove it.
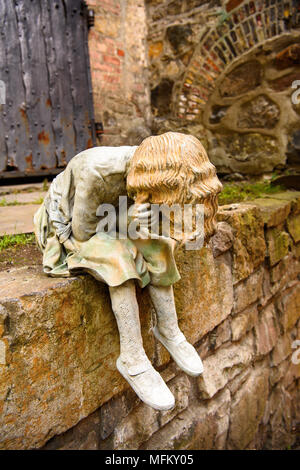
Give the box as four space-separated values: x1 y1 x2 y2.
0 191 299 449
86 0 151 146
146 0 300 174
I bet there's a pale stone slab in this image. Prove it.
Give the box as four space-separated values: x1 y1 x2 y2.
0 204 37 235
227 365 269 449
197 333 254 399
217 204 266 284
174 249 233 346
0 183 46 195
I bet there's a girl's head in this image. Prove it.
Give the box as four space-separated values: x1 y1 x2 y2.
126 132 223 241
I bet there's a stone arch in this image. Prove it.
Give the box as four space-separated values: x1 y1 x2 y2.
175 0 300 121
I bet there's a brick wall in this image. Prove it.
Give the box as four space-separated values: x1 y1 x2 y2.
86 0 151 146
0 191 299 449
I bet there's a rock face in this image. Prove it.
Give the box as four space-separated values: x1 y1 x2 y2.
0 193 300 449
238 95 280 130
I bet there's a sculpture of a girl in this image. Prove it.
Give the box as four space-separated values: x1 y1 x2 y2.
34 132 222 410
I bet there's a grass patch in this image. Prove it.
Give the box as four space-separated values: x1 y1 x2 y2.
0 233 35 252
0 198 21 206
0 197 44 206
219 181 285 205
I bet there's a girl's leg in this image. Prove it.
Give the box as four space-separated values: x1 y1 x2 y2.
109 279 176 411
109 280 148 369
147 285 181 339
148 284 203 377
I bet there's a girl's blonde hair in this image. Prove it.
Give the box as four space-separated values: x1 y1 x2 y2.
126 132 223 240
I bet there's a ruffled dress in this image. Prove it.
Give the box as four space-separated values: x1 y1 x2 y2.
34 146 180 288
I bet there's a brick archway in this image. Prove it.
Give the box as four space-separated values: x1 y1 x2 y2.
175 0 300 121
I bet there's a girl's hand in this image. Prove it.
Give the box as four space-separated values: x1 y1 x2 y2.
128 203 159 239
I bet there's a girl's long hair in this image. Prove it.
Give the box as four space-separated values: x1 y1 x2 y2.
126 132 223 240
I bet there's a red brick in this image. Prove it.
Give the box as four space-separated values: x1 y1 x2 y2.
97 43 107 53
104 38 116 46
96 64 116 73
226 0 243 12
117 49 125 57
103 75 120 84
103 55 120 66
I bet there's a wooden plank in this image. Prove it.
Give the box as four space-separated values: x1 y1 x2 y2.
15 0 56 171
0 1 7 171
48 0 76 164
2 1 32 172
65 0 94 154
39 1 64 167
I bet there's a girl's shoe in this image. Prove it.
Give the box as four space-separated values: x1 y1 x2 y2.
116 356 175 411
153 326 204 377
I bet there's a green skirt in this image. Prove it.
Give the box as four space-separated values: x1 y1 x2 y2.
34 203 181 288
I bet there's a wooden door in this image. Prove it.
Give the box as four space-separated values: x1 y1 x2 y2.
0 0 95 177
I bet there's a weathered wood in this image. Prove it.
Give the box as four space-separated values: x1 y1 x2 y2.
0 2 7 171
0 0 95 175
65 1 94 153
2 1 31 172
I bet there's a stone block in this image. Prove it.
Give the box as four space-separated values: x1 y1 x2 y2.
99 388 139 440
233 267 263 313
0 266 153 450
198 334 254 399
250 197 291 227
94 12 121 38
254 304 278 357
270 359 288 387
266 191 300 215
282 361 300 389
217 204 266 283
287 213 300 243
210 318 231 350
159 375 190 427
113 401 159 450
231 304 258 341
277 284 300 331
266 227 291 267
268 384 295 449
148 41 163 59
270 252 300 284
174 249 233 345
210 221 233 257
227 365 269 449
227 368 251 396
142 388 231 450
42 409 101 450
271 334 292 366
261 255 300 308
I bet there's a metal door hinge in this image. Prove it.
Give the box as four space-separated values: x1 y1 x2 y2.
95 122 104 139
87 9 95 29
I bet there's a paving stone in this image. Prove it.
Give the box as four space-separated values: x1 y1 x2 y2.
0 205 38 235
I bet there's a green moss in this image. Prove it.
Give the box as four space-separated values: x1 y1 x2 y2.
0 233 35 252
219 181 285 205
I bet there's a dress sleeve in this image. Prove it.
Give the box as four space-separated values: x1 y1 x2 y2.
71 170 106 242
